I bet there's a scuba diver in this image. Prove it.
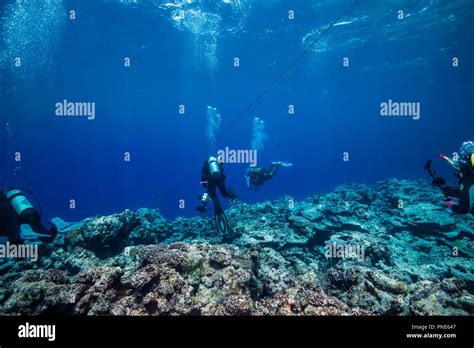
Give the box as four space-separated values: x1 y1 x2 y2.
246 161 293 190
197 156 239 235
425 141 474 214
0 188 80 244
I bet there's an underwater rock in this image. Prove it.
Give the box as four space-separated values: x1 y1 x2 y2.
0 242 364 316
0 179 472 316
67 211 141 258
219 295 252 316
409 278 474 315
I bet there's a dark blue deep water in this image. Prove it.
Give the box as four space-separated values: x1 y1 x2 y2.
0 0 473 224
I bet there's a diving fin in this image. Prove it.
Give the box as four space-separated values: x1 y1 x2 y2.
271 161 293 167
50 217 82 234
215 212 230 235
19 224 51 241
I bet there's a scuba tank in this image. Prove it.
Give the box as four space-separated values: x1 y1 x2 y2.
6 189 52 241
7 189 37 220
208 156 222 180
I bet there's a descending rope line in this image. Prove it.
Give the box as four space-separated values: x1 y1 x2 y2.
157 0 359 210
203 0 359 155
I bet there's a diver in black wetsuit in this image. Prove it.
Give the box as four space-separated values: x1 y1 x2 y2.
425 141 474 214
0 189 58 243
246 161 292 191
197 156 239 215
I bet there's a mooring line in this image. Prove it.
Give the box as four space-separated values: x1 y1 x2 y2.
203 0 360 155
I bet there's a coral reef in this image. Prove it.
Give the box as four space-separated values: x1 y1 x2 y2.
0 179 472 316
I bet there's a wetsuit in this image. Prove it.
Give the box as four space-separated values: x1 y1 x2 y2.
247 163 280 189
452 163 474 214
200 161 230 215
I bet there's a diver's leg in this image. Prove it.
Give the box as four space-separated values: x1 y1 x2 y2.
454 176 474 214
217 179 229 198
265 164 279 181
213 198 223 215
206 182 223 214
210 187 223 215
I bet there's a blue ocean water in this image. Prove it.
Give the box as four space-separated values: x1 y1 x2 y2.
0 0 473 224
